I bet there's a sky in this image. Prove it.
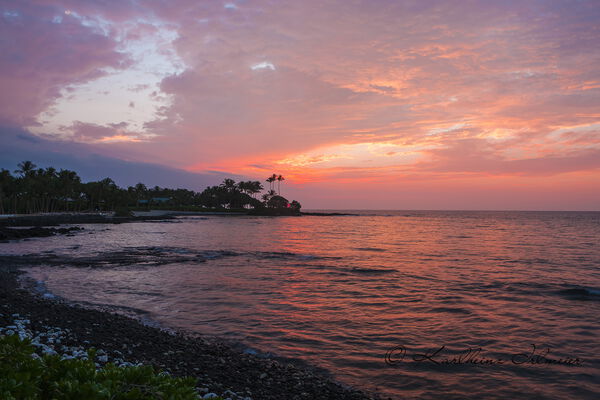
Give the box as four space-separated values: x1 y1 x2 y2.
1 0 599 210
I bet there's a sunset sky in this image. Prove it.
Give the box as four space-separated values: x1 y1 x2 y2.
1 0 599 210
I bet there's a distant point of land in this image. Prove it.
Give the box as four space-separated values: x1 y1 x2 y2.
300 212 358 216
0 161 302 217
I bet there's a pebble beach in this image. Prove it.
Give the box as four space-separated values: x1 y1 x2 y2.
0 267 376 400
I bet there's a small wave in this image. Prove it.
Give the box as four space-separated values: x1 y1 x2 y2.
198 250 240 259
32 279 56 299
349 267 395 275
355 247 387 252
256 251 298 259
9 246 339 270
430 306 472 315
99 303 153 315
252 251 339 261
558 287 600 300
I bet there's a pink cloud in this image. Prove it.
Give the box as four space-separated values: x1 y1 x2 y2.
2 0 600 208
422 138 600 176
0 1 130 126
131 0 599 167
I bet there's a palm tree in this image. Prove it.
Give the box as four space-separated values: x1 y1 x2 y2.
220 178 236 192
0 169 14 214
266 175 276 191
248 181 263 198
276 175 285 195
237 181 248 194
135 182 147 194
15 160 37 178
57 169 81 211
41 167 58 212
1 161 300 215
134 182 148 205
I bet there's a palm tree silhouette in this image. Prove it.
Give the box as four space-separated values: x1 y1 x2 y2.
266 175 276 191
240 181 263 198
220 178 236 192
15 160 37 177
276 175 285 195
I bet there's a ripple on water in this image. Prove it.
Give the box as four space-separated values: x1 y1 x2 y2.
5 211 600 400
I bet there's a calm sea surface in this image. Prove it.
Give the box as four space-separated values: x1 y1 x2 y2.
3 211 600 399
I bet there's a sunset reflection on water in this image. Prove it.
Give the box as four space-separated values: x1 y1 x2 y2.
11 211 600 399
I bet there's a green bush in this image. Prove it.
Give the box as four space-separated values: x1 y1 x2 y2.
0 335 204 399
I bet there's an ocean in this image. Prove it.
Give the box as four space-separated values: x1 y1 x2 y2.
3 211 600 399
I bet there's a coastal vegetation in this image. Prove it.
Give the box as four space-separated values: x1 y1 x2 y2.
0 270 374 400
0 161 301 215
0 335 204 400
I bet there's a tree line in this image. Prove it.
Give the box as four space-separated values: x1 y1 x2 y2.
0 161 300 214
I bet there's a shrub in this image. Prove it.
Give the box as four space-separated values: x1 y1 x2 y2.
266 195 289 209
0 334 205 399
290 200 301 211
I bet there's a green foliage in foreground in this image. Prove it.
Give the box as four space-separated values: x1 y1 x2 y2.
0 335 203 400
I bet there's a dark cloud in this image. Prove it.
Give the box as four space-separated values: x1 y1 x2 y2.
0 126 232 189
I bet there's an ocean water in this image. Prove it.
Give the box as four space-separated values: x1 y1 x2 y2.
3 211 600 399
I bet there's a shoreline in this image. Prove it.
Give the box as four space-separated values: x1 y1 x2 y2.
0 226 84 241
0 265 380 400
0 210 356 229
0 212 176 227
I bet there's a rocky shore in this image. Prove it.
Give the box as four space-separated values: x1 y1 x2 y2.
0 226 84 241
300 212 358 216
0 267 379 400
0 212 359 232
0 212 174 227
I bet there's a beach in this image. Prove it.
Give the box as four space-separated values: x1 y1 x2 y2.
1 213 379 399
0 265 375 400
